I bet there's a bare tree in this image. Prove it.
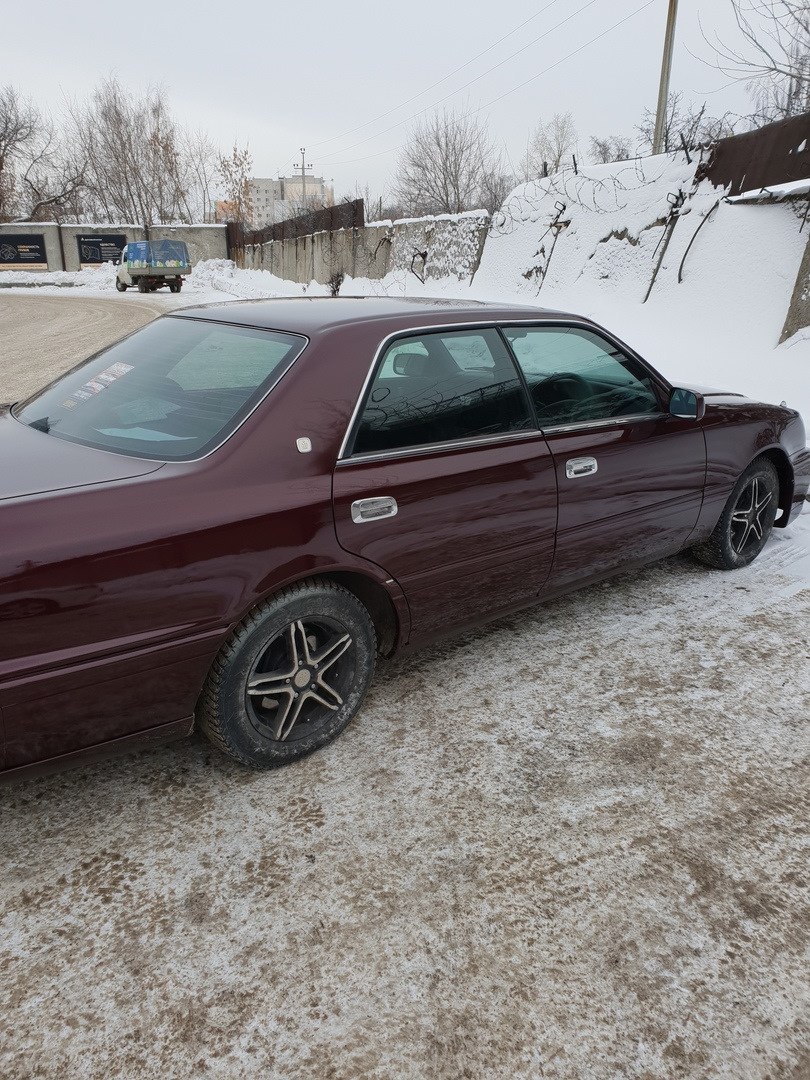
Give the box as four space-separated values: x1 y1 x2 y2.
589 134 633 164
478 167 517 215
393 108 505 216
0 86 37 218
0 85 84 222
703 1 810 122
182 128 219 223
67 77 199 225
217 143 254 223
527 112 578 176
351 182 403 222
636 92 737 153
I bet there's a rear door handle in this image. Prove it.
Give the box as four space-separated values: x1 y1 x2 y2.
351 496 398 523
565 456 598 478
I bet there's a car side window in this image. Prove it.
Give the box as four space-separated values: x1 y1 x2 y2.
352 329 532 455
503 325 662 427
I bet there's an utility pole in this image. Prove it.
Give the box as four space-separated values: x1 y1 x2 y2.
300 147 312 210
652 0 678 156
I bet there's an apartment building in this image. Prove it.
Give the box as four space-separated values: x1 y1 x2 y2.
249 175 334 228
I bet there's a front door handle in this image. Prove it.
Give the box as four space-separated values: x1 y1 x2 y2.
565 456 598 478
351 496 398 523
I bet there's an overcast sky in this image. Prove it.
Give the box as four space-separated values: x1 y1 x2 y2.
4 0 754 198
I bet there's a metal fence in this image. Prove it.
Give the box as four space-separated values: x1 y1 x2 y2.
699 112 810 196
226 200 365 260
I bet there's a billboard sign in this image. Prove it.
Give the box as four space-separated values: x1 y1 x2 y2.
76 233 127 268
0 234 49 270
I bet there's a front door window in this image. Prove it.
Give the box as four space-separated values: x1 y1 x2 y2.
502 325 661 428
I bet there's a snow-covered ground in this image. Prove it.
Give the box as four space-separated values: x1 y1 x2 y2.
1 185 810 1074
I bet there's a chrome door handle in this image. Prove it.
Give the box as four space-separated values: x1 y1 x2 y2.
351 496 398 523
565 456 598 478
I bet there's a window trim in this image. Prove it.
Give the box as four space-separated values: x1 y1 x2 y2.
339 322 535 460
336 428 543 467
338 318 672 461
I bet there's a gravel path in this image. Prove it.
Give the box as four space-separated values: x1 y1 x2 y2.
1 294 808 1080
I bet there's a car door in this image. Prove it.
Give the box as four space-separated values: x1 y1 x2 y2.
502 323 707 592
332 327 558 642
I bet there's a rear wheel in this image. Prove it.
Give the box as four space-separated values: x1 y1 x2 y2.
198 580 377 769
692 457 779 570
137 279 148 293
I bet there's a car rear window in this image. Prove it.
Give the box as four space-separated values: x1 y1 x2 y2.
14 317 306 461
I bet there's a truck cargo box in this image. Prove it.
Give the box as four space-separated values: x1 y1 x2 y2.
125 239 191 274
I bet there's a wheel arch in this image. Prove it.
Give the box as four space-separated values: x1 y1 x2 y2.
759 447 793 527
315 570 401 657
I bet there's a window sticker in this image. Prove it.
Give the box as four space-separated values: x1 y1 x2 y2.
61 361 136 410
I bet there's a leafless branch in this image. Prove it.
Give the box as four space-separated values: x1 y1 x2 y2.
700 1 810 121
393 108 512 216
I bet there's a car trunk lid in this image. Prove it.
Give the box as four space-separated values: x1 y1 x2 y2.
0 406 164 501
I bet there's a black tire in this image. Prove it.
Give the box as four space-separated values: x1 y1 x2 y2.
198 580 377 769
169 281 181 293
137 279 148 293
692 457 779 570
115 278 127 292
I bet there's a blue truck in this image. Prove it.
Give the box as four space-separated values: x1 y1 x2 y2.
116 239 191 293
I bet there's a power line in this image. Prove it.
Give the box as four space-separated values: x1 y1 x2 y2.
476 0 658 111
319 0 658 172
315 0 603 163
307 0 568 152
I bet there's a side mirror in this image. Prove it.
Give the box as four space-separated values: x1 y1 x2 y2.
669 387 705 420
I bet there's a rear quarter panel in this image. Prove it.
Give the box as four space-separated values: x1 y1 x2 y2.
0 328 402 768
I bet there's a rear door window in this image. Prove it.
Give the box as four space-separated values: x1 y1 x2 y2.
351 329 532 455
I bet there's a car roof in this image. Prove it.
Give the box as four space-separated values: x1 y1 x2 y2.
168 295 582 336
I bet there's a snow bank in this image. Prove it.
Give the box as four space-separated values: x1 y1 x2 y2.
188 259 327 299
0 264 118 289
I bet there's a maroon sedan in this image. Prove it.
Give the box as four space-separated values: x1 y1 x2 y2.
1 297 808 780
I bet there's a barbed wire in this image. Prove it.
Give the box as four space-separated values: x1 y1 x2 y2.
490 157 673 237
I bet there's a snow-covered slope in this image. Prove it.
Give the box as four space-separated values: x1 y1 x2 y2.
473 155 809 420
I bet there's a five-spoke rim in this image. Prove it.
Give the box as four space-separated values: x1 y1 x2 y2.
730 476 773 555
246 618 355 742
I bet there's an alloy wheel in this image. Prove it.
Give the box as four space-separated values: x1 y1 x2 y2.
246 617 355 742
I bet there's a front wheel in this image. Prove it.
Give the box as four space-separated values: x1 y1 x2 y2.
198 580 377 769
691 457 779 570
115 278 127 292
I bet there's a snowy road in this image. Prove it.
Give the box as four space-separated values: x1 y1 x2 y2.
1 294 809 1079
